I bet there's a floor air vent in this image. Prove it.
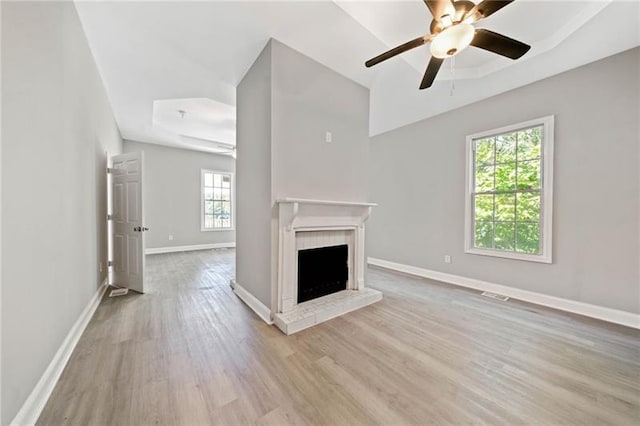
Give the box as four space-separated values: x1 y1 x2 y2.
481 291 510 302
109 287 129 297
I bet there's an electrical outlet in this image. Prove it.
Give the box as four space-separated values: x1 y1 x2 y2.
168 235 174 241
444 255 451 264
325 131 332 143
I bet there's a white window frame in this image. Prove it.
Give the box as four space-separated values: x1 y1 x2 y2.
201 169 235 232
464 115 554 263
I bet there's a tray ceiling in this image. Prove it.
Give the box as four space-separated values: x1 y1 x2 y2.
74 0 640 151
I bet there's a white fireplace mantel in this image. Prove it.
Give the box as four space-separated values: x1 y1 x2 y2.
277 197 377 207
274 198 382 334
277 198 376 231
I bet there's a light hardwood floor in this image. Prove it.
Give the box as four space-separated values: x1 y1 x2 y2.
38 248 640 425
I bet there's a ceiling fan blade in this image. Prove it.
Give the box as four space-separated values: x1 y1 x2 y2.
464 0 514 23
419 57 444 89
365 35 432 68
470 29 530 59
423 0 455 20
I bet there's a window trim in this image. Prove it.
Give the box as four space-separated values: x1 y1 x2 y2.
464 115 554 263
201 169 235 232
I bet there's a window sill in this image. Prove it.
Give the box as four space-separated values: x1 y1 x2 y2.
201 228 235 232
465 248 551 264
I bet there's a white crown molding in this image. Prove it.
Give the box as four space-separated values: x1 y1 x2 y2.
145 242 235 255
368 257 640 330
124 135 236 157
10 279 109 426
230 279 273 325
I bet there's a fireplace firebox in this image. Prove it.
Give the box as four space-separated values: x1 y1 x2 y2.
297 244 348 303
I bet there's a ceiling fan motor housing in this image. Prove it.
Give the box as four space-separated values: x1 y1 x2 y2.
430 0 476 34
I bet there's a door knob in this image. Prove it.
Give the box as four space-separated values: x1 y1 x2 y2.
133 226 141 232
143 227 149 232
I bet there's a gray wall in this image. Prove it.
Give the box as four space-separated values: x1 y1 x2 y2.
1 2 123 424
270 40 370 202
235 39 370 309
236 42 273 307
124 141 235 249
368 47 640 314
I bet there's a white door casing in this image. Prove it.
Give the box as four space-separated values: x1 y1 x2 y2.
111 152 145 293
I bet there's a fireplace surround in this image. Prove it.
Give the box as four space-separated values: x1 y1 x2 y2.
273 198 382 334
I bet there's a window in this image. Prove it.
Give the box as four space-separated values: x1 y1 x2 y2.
465 116 554 263
201 170 233 231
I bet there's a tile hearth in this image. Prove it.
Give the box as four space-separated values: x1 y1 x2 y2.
273 287 382 335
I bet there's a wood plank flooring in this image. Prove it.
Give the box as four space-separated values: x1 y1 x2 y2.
38 248 640 425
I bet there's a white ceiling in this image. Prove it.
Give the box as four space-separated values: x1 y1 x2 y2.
75 0 640 152
153 98 236 153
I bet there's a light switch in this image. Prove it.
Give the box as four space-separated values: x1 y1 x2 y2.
325 131 332 143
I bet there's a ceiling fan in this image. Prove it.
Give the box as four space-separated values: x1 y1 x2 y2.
365 0 531 90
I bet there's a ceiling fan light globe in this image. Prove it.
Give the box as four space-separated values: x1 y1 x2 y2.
430 23 475 59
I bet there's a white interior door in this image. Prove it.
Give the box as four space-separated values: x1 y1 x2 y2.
111 151 145 293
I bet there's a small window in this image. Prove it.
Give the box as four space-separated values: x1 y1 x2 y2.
465 116 554 263
201 170 233 231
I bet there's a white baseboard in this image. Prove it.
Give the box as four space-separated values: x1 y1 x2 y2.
145 242 235 255
368 257 640 330
11 278 109 426
230 279 273 325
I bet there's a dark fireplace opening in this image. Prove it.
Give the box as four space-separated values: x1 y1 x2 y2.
297 244 348 303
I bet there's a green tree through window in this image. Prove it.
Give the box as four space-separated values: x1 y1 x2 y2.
472 126 543 254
